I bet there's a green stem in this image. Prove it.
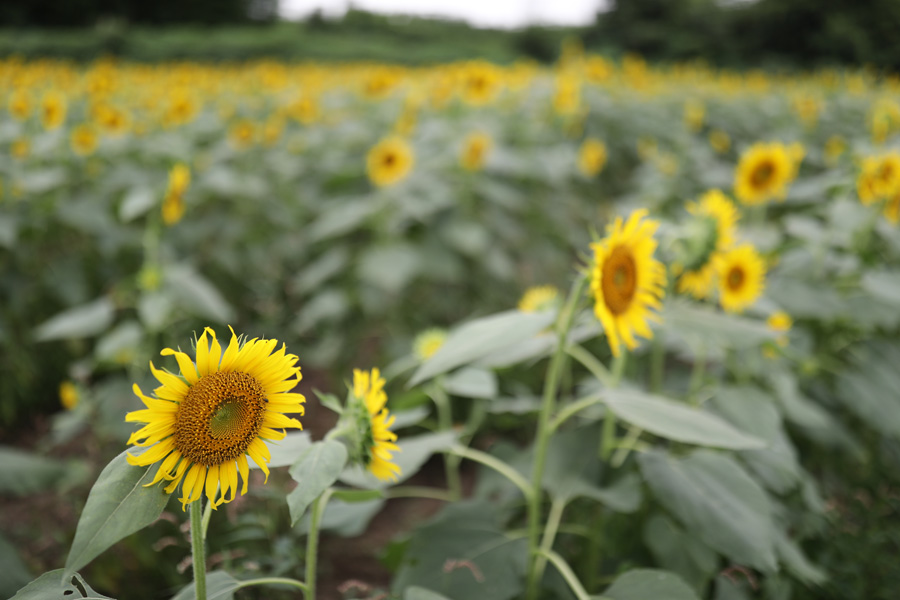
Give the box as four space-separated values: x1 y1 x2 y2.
201 500 213 540
236 577 308 592
448 445 533 500
548 393 604 432
429 382 462 500
304 488 333 600
650 333 665 394
566 345 613 387
600 353 627 463
611 426 644 467
688 346 706 407
189 500 207 600
526 274 589 600
540 549 591 600
532 498 567 590
387 486 456 502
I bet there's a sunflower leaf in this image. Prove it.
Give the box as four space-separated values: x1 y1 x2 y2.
169 570 240 600
63 450 170 581
602 569 701 600
11 570 112 600
287 440 348 526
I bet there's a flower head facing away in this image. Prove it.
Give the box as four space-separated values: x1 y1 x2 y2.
126 328 305 510
344 368 401 482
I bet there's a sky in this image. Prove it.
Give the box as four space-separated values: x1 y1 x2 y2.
279 0 606 29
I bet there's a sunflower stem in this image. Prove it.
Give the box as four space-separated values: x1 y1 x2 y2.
600 352 627 463
688 345 707 406
236 577 308 592
525 273 588 600
304 487 333 600
429 382 462 500
200 499 213 540
189 499 207 600
532 497 568 591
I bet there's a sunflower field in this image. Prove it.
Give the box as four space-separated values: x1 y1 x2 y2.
3 50 900 600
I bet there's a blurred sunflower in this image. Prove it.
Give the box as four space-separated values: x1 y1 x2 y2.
824 135 846 165
714 244 766 313
40 90 67 130
577 138 607 177
709 130 731 154
413 328 446 361
345 368 401 481
8 89 31 121
590 209 666 357
460 131 492 171
126 328 305 509
677 189 740 299
162 163 190 226
857 152 900 205
884 190 900 225
70 124 98 156
767 311 792 347
684 100 705 133
59 381 80 410
460 61 501 106
367 136 414 187
734 142 796 205
518 285 559 313
229 119 256 149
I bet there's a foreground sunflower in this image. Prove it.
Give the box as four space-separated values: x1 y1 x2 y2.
342 368 401 481
366 136 414 187
676 189 740 299
734 142 796 205
714 244 766 313
126 328 305 509
589 209 667 357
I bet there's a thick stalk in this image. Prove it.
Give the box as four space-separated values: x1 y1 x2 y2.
304 488 333 600
525 274 588 600
189 499 207 600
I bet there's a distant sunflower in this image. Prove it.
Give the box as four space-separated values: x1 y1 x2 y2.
40 90 67 130
677 189 740 299
714 245 766 313
350 368 400 481
413 329 446 361
734 142 796 205
577 138 607 177
767 311 792 347
70 124 98 156
857 153 900 205
589 209 667 357
126 328 305 509
367 136 414 187
518 285 559 313
460 132 492 171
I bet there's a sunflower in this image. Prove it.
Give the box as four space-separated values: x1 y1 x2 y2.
767 311 792 347
713 245 766 313
709 130 731 154
459 61 501 106
676 190 740 299
518 285 559 313
59 381 80 410
229 119 256 149
413 329 446 361
126 328 305 509
70 124 98 156
367 136 414 187
734 142 796 205
460 132 492 171
683 100 705 133
857 153 900 205
349 368 401 481
589 209 667 357
577 138 607 177
884 190 900 225
8 89 31 121
40 91 67 130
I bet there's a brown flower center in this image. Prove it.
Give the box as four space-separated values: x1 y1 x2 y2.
727 266 746 291
174 371 267 466
601 245 638 315
750 160 775 189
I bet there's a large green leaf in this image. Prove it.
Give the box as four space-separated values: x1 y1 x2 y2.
0 532 32 598
403 587 453 600
662 301 775 355
11 570 112 600
170 571 240 600
393 501 528 600
34 297 115 341
64 450 170 579
165 265 236 323
262 432 312 469
642 514 718 590
287 440 348 525
444 367 498 399
409 310 555 385
638 450 777 571
861 269 900 305
601 569 701 600
0 446 69 496
603 389 766 450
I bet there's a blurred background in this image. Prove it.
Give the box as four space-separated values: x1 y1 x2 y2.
0 0 898 69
